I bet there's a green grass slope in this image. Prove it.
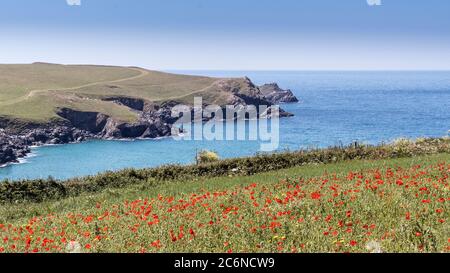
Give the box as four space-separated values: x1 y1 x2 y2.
0 63 227 124
0 153 448 253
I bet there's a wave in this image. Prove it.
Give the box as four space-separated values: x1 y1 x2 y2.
0 151 38 168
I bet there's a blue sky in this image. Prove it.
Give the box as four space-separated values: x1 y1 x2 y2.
1 0 449 70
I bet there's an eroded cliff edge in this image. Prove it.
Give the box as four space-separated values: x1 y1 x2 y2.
0 77 298 166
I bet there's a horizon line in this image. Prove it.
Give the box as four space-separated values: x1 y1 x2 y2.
167 69 450 72
2 62 450 72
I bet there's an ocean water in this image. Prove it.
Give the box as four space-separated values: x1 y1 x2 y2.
1 71 449 181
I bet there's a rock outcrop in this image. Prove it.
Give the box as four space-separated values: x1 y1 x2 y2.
58 109 109 134
196 77 295 118
102 97 145 111
100 119 171 139
57 108 172 139
0 127 91 165
0 130 30 166
259 83 299 104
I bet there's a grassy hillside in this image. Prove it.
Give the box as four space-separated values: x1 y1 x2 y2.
0 63 228 123
0 138 448 253
0 153 448 253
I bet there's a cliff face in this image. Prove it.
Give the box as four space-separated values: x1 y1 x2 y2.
57 109 109 134
0 76 299 166
56 77 297 139
188 77 296 118
0 130 29 166
57 108 171 139
259 83 299 104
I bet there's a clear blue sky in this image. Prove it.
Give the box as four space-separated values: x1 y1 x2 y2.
1 0 449 70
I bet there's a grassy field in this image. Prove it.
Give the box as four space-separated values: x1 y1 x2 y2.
0 63 231 123
0 153 448 253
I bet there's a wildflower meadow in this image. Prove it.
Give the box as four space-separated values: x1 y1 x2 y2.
0 154 448 253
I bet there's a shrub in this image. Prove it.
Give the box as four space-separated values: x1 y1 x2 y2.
196 150 220 164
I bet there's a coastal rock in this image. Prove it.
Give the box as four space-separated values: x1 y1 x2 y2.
57 108 172 139
101 118 170 139
0 126 95 166
1 76 295 166
202 77 295 118
259 83 299 104
22 127 93 146
0 129 31 165
57 108 109 134
103 97 145 111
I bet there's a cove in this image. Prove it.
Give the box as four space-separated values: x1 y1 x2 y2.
1 71 449 181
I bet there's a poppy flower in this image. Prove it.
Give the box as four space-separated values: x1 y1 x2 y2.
406 212 411 220
311 192 321 200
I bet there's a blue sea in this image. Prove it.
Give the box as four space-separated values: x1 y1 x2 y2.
1 71 449 181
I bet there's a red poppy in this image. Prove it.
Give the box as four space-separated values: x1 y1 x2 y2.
189 228 195 236
151 240 161 248
84 216 94 224
406 212 411 220
311 192 321 200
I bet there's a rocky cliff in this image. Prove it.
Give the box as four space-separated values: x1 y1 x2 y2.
259 83 299 104
0 76 299 166
0 130 30 166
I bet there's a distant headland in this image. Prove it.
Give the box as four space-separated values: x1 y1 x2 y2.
0 63 298 166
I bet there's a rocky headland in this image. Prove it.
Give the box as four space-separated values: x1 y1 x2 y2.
259 83 299 104
0 77 298 166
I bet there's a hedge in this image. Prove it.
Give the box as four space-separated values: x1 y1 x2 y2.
1 137 449 204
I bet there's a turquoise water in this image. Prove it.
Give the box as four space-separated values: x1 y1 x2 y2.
1 71 449 181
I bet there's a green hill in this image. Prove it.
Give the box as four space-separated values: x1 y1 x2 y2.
0 63 223 123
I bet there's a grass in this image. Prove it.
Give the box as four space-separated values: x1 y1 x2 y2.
0 153 448 253
2 137 449 204
0 63 235 123
0 63 141 121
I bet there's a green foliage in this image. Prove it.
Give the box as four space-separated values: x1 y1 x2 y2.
0 137 449 204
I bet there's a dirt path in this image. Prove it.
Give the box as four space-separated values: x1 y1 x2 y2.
0 67 149 106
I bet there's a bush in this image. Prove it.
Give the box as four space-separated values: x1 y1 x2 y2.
196 150 220 164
